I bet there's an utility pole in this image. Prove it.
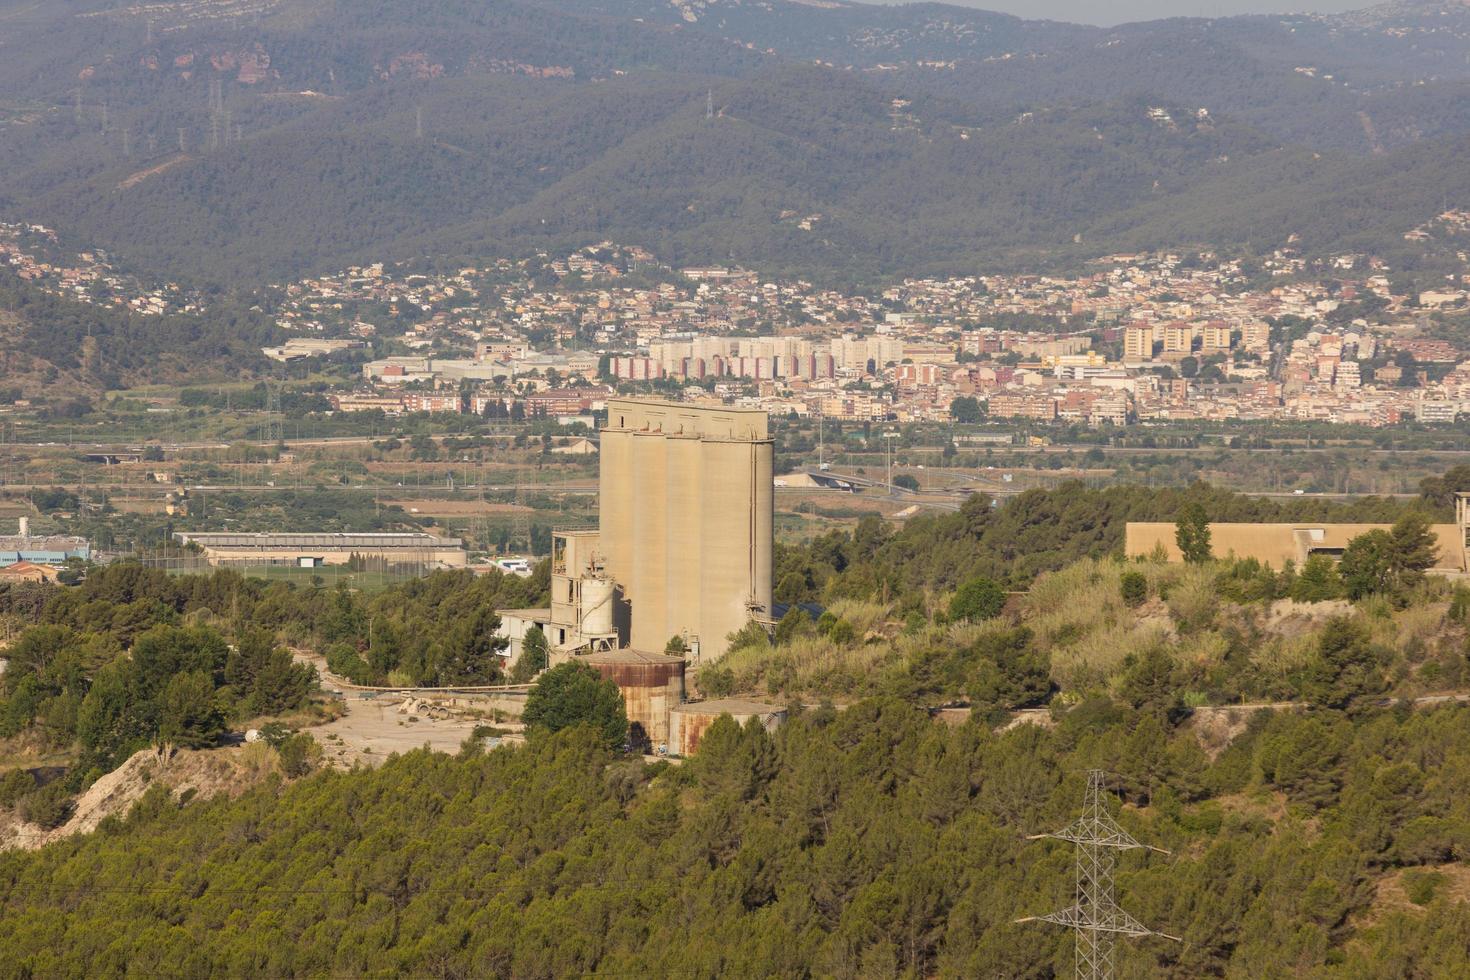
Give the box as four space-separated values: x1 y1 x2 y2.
1018 770 1178 980
884 430 898 494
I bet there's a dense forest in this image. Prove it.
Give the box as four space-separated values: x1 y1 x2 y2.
0 563 545 825
4 473 1470 972
7 696 1470 975
0 268 277 392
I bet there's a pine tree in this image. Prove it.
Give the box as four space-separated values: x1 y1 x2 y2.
1175 502 1213 563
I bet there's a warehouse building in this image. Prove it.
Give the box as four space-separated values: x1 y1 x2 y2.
172 532 467 569
0 518 90 567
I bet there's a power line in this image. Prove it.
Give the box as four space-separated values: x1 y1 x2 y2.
1017 770 1178 980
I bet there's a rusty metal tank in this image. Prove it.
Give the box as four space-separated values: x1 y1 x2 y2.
584 649 686 749
668 698 786 757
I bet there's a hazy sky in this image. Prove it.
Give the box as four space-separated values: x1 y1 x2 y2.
866 0 1369 27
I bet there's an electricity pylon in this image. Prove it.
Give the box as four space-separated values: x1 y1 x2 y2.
1018 770 1178 980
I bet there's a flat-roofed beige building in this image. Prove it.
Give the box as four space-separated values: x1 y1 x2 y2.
1123 325 1155 361
1125 521 1467 572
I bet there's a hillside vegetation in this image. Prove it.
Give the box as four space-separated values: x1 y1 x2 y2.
6 695 1470 974
3 475 1470 973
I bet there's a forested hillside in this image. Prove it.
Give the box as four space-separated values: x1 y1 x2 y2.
0 268 277 392
4 0 1470 283
7 697 1470 975
5 476 1470 973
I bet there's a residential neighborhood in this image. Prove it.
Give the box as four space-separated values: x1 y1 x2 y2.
5 221 1470 431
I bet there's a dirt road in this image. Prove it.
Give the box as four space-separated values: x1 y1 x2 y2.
310 695 488 768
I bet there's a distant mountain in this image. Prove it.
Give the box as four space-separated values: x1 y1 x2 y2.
1 0 1469 284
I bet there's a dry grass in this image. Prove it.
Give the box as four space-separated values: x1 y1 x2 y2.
1165 566 1220 631
1050 621 1174 691
1250 632 1320 678
824 599 891 637
1176 630 1231 674
1384 603 1450 663
1026 559 1205 691
238 741 283 780
716 633 900 698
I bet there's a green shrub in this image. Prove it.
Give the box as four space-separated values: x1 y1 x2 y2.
0 769 38 808
1402 868 1445 906
1120 571 1148 608
522 661 628 750
949 576 1006 623
700 666 735 698
277 733 320 778
826 618 857 645
326 644 376 685
18 782 73 829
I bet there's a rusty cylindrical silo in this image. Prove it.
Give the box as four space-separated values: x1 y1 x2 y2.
585 649 687 749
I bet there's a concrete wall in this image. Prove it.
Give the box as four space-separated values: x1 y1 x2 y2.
600 399 773 660
630 431 669 651
1125 522 1466 571
599 428 636 643
665 435 704 655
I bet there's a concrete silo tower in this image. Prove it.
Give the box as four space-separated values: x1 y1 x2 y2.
599 398 773 659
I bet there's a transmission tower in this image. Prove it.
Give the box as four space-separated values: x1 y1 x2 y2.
1017 770 1178 980
706 89 714 120
264 381 284 444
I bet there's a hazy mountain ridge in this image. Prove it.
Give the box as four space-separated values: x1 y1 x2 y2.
1 0 1468 284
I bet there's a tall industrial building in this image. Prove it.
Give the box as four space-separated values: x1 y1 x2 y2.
498 398 772 665
600 398 773 659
